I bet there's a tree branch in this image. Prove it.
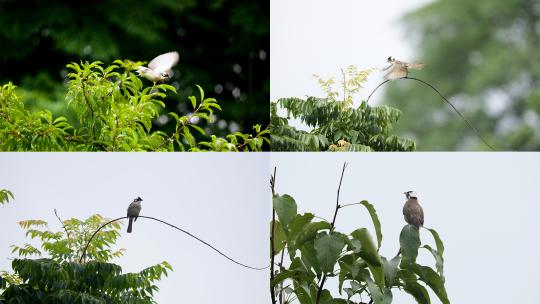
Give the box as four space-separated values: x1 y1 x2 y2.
270 166 278 304
79 215 268 270
316 162 348 303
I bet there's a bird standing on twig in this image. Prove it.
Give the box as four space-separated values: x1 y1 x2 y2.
137 51 179 83
403 191 424 229
383 56 424 80
127 197 143 233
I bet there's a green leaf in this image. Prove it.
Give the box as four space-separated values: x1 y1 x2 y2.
382 255 400 287
273 194 297 229
398 270 431 304
423 245 444 281
427 228 445 257
358 200 382 249
407 264 449 304
295 221 332 249
400 224 421 265
271 221 286 256
351 228 384 288
314 232 344 274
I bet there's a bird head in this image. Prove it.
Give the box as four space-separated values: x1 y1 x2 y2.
135 197 143 202
387 56 395 63
404 191 417 199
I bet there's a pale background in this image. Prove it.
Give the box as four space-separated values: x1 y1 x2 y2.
271 153 540 303
271 0 432 105
0 153 270 303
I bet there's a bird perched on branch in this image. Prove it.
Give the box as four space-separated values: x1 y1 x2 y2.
383 56 424 80
137 51 179 83
127 197 143 233
403 191 424 229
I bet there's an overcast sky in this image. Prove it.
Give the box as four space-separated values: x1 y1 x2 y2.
271 152 540 303
271 0 432 104
0 153 270 303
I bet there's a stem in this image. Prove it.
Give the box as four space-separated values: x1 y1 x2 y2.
316 162 348 303
279 246 286 304
270 166 278 304
79 215 268 270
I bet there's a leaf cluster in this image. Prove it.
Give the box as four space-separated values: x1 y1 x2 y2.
0 189 14 205
271 192 448 304
0 60 269 151
271 66 415 151
0 213 172 303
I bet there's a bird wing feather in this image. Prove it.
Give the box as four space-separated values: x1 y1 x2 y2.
148 51 179 74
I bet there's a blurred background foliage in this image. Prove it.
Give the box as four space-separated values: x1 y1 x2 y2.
382 0 540 150
0 0 269 141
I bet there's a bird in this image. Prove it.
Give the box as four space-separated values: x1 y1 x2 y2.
137 51 179 83
402 191 424 229
126 197 143 233
383 56 424 80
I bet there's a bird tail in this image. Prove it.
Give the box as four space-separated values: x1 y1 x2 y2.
127 217 133 233
409 63 425 70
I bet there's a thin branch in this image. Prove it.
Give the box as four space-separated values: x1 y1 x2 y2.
53 209 71 240
406 77 494 150
365 76 495 150
79 215 268 270
317 162 349 304
365 79 389 103
270 166 278 304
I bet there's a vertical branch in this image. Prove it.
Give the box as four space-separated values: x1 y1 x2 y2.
270 166 278 304
316 162 348 303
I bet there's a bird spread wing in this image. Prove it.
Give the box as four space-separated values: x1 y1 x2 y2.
148 51 180 74
385 66 407 80
407 63 424 70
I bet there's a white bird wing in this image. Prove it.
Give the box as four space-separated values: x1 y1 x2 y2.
148 51 180 74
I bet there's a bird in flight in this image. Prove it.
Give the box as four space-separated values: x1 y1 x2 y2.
402 191 424 229
137 51 179 83
383 56 424 80
127 196 143 233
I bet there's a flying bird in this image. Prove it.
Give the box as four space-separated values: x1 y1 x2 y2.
402 191 424 228
127 197 143 233
137 51 179 82
383 56 424 80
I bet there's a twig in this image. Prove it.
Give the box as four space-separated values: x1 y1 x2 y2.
405 77 494 150
316 162 348 304
270 167 278 304
365 76 495 150
365 79 389 103
79 215 268 270
53 209 71 240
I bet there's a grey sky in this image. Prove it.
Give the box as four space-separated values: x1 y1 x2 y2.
0 153 269 303
271 0 432 104
271 153 540 303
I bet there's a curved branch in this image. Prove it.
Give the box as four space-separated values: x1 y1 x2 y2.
365 79 389 104
365 77 495 150
79 215 268 270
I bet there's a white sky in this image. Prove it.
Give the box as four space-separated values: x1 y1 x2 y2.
0 153 270 303
271 0 432 103
271 152 540 303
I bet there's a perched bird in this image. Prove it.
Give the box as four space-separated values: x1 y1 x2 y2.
402 191 424 228
383 56 424 80
127 197 143 233
137 51 179 82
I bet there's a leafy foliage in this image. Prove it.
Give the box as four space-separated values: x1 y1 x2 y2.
0 213 172 303
0 0 269 140
0 189 14 205
271 66 416 151
270 170 448 304
383 0 540 150
0 60 269 151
